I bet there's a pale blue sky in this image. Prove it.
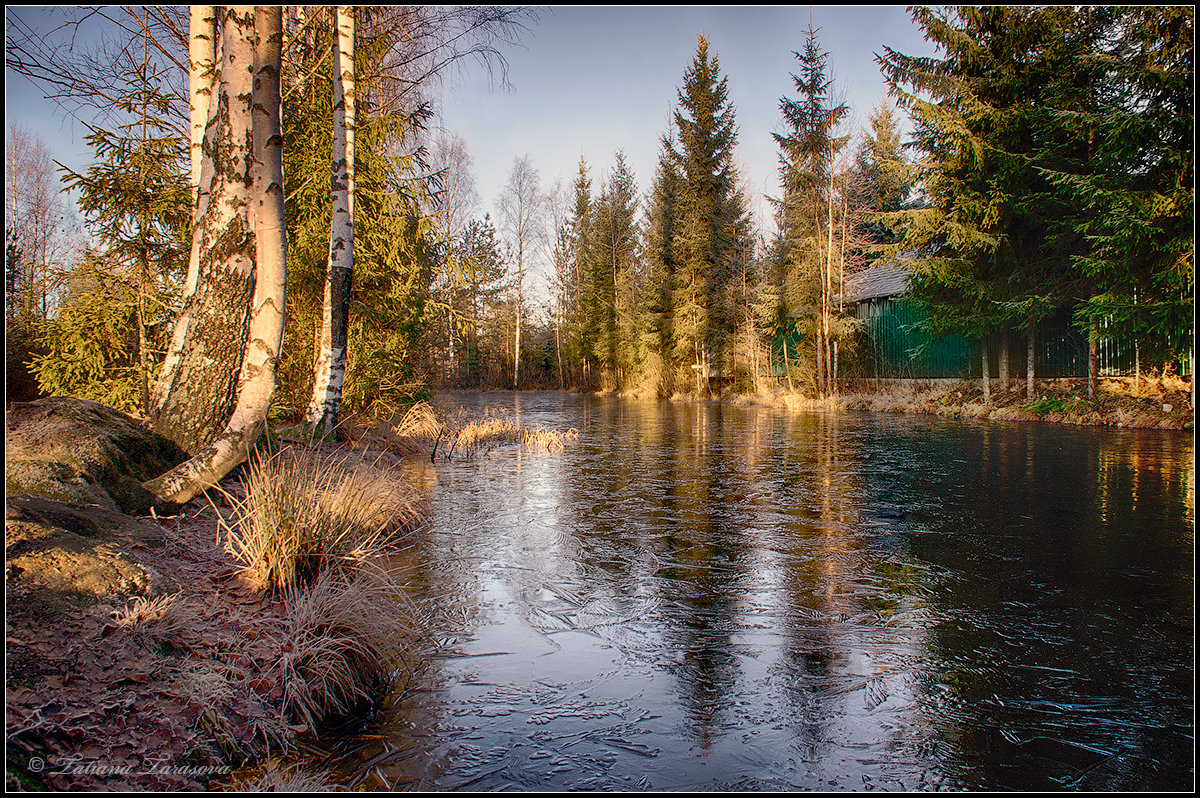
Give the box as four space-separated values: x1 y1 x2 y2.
437 6 938 233
6 6 938 257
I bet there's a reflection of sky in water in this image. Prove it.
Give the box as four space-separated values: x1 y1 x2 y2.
335 393 1193 791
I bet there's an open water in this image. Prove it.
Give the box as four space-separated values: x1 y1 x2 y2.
327 392 1194 791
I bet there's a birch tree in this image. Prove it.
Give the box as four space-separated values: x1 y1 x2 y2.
498 154 544 391
308 6 356 437
145 6 286 504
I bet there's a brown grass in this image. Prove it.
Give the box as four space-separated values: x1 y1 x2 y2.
434 408 579 461
219 446 421 592
214 442 426 737
108 592 202 649
272 564 414 733
231 759 344 792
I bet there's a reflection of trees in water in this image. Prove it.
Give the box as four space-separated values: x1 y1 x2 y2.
882 421 1194 790
390 393 1193 791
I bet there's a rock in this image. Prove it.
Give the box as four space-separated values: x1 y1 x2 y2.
5 397 186 514
5 495 178 601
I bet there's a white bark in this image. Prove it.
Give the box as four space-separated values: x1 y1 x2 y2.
308 6 356 435
153 5 221 415
499 155 543 391
1027 325 1036 399
188 6 217 203
146 6 287 505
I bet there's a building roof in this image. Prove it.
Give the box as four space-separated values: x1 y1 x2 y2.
844 263 911 303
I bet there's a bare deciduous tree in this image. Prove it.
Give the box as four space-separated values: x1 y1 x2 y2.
5 124 77 321
498 154 545 391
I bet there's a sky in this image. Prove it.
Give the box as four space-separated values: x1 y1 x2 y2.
435 6 939 234
6 6 939 277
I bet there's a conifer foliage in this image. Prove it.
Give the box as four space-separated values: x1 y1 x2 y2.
662 35 753 395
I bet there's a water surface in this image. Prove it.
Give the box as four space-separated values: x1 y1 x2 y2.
331 392 1194 791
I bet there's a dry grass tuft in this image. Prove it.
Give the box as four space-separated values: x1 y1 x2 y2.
272 564 413 733
220 446 420 592
109 592 202 648
435 408 579 461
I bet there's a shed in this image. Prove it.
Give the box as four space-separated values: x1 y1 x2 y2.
844 264 974 379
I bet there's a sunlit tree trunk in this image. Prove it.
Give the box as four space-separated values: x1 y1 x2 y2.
1026 325 1036 399
150 7 258 455
155 3 217 347
146 6 286 503
308 6 356 435
981 341 991 404
188 7 217 204
1087 317 1098 401
998 332 1010 392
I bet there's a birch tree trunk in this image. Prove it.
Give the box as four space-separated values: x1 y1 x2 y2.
308 6 355 436
1026 325 1036 399
145 6 287 504
150 7 258 455
188 7 218 205
151 6 219 426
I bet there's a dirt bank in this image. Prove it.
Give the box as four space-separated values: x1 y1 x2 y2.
4 399 433 791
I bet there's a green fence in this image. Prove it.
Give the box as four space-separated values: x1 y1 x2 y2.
842 299 1193 380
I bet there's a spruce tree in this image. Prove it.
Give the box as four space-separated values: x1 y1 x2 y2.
877 6 1116 394
581 152 639 389
669 34 752 395
644 135 684 395
57 37 190 414
1045 7 1194 379
772 18 850 397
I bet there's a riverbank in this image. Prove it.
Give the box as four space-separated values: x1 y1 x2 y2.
603 374 1193 431
5 400 441 790
795 376 1192 430
5 398 577 791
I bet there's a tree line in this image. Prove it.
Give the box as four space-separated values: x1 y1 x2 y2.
5 7 1194 496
